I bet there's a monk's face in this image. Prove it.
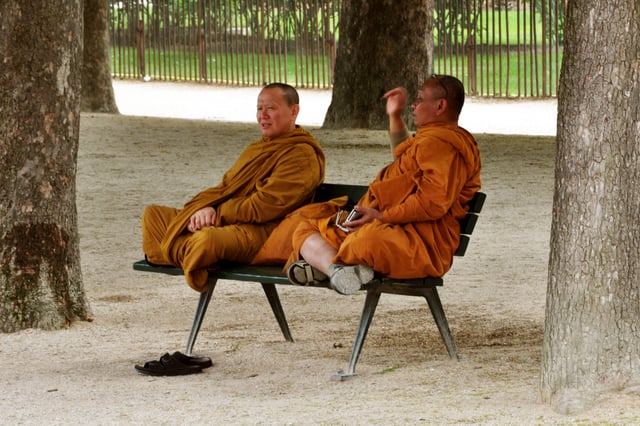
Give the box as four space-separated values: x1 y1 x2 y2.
411 82 447 127
256 88 300 138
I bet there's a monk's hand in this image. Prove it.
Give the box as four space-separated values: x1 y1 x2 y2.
343 205 382 231
188 207 217 232
382 87 407 118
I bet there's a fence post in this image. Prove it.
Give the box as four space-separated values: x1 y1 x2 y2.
466 36 477 95
136 19 145 77
198 0 207 82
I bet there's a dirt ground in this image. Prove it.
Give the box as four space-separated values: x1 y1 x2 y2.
1 113 638 424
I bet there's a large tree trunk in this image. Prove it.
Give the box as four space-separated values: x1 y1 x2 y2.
323 0 434 129
541 0 640 414
0 1 91 332
82 0 119 113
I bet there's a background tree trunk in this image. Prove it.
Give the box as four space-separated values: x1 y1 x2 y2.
82 0 119 113
541 0 640 414
0 1 91 332
323 0 434 129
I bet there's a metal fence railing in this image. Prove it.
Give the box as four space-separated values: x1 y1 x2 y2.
109 0 340 88
109 0 563 97
434 0 563 97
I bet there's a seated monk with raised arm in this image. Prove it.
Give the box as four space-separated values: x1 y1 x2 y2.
142 83 325 292
286 74 481 295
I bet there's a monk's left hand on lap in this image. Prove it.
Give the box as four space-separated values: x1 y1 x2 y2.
188 207 217 232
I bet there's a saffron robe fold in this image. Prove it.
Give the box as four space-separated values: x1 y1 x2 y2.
143 126 325 291
290 122 481 279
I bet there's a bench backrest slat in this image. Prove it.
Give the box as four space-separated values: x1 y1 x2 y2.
456 191 486 256
314 183 367 205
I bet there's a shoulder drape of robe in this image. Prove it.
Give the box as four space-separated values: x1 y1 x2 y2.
365 123 481 223
159 127 325 265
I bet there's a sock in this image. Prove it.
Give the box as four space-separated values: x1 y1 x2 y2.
328 264 341 276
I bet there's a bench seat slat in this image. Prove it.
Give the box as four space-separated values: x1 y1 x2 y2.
133 260 183 276
133 260 445 289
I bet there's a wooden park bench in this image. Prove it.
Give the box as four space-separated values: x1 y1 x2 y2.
133 183 486 380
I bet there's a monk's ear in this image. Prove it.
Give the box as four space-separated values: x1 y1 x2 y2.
291 103 300 119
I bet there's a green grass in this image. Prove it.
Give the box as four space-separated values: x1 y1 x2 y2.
111 45 562 96
435 9 554 47
111 47 334 88
435 49 562 97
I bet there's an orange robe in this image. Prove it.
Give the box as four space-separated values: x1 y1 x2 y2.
291 122 481 279
143 127 325 292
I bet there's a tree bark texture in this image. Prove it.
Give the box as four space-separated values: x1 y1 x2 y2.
0 1 91 332
82 0 119 113
323 0 434 129
541 0 640 413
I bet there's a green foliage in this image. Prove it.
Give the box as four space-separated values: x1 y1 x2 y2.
535 0 565 43
109 0 340 40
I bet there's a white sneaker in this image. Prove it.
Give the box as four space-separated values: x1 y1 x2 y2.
329 264 374 295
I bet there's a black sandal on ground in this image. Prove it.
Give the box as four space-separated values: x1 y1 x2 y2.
171 351 213 369
134 352 203 376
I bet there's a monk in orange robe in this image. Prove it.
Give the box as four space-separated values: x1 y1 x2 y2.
287 75 481 295
142 83 325 292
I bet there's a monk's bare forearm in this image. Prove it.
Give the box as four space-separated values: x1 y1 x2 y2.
383 87 411 153
389 127 410 151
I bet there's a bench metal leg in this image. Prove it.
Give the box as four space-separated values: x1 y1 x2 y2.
331 287 382 381
261 283 294 342
423 287 459 360
185 277 218 356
